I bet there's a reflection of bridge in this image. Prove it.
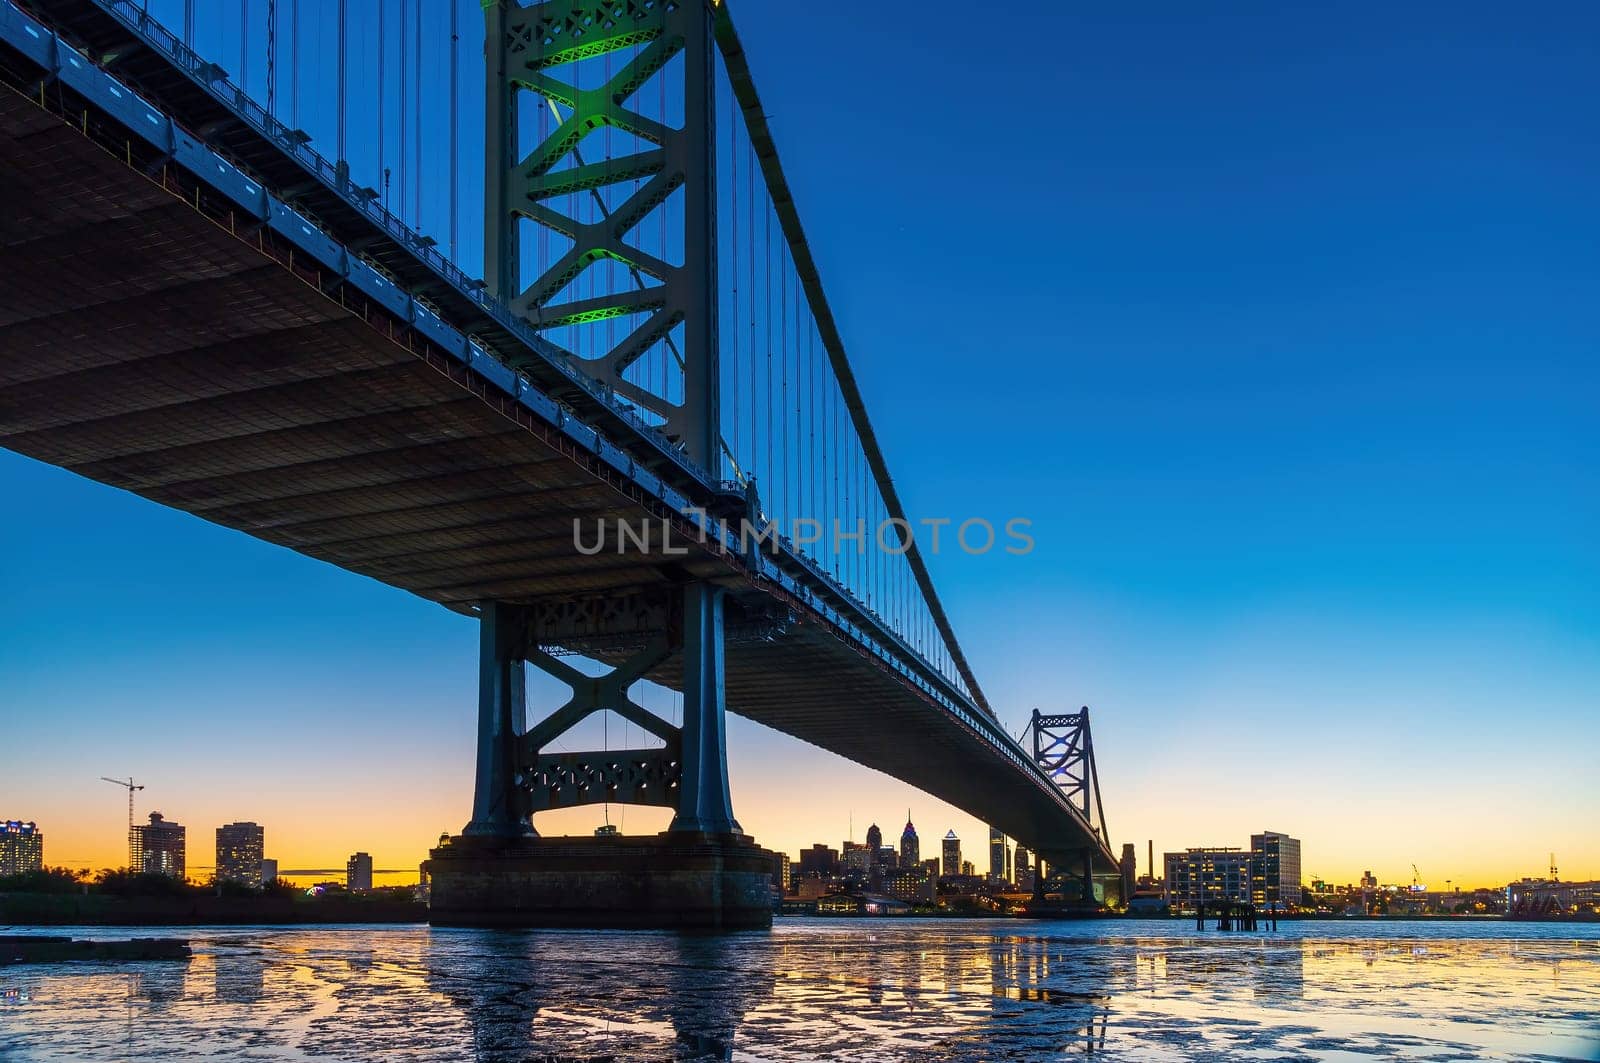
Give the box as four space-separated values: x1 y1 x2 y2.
0 0 1115 924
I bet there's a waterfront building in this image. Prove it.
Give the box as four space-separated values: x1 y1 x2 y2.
261 858 278 886
899 813 919 867
347 852 373 892
1250 831 1302 906
884 867 936 904
1165 831 1304 908
130 812 186 879
770 851 791 892
942 830 960 876
1120 843 1137 902
1507 878 1600 916
0 821 43 876
215 822 265 886
988 828 1006 884
1165 848 1252 905
798 844 839 878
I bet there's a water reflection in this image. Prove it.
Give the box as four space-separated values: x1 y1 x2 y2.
211 945 266 1005
0 922 1593 1060
425 929 776 1061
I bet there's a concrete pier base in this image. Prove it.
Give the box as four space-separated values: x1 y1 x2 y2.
426 832 776 929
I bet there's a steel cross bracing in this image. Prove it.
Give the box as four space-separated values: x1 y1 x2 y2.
1030 707 1109 848
485 0 719 467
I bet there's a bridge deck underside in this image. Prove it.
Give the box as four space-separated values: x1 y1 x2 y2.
0 86 1105 868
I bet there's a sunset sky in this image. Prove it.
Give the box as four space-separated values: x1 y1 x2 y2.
2 0 1596 889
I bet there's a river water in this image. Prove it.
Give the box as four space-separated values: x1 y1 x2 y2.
0 919 1596 1060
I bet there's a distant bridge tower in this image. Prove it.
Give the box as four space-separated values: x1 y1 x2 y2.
1029 707 1110 903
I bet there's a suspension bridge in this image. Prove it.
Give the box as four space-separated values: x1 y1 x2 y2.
0 0 1117 926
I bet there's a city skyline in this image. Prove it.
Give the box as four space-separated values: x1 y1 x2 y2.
3 0 1596 890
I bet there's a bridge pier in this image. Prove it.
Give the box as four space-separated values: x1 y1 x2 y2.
428 588 773 929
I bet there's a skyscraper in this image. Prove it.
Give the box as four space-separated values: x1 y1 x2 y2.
865 822 883 888
215 822 265 886
942 830 960 877
347 852 373 892
0 821 43 876
1015 845 1034 892
130 812 186 879
988 828 1006 884
899 813 919 867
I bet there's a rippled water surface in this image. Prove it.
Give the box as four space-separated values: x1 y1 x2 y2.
1 920 1597 1060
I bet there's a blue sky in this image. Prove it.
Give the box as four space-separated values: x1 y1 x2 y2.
1 0 1596 884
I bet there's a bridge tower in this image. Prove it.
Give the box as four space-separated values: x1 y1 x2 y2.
1030 707 1111 906
427 0 770 929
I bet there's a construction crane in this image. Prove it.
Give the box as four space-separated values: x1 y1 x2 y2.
100 776 144 829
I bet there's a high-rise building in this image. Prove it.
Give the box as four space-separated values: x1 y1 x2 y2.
215 822 265 886
1015 846 1035 893
1119 843 1137 902
842 841 870 874
346 852 373 892
0 821 44 876
942 830 960 877
877 845 898 871
771 851 791 893
1250 832 1302 907
261 858 279 886
864 824 884 889
988 828 1007 884
130 812 186 879
899 813 919 867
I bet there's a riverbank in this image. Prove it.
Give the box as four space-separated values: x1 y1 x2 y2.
0 892 425 926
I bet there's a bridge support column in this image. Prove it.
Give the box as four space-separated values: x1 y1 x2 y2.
670 584 740 836
462 601 534 839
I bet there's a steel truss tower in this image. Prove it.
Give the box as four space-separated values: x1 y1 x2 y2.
468 0 736 840
1030 706 1110 902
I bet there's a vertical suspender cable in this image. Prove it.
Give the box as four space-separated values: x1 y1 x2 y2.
378 1 386 199
183 0 193 47
450 0 460 264
780 249 788 523
266 0 275 116
240 0 248 94
747 142 756 486
409 0 416 228
289 0 297 128
336 0 347 165
730 105 739 465
399 0 408 221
